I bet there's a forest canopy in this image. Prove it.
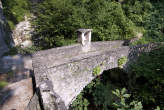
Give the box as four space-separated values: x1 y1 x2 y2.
31 0 164 49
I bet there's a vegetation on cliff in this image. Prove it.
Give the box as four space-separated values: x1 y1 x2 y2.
1 0 31 30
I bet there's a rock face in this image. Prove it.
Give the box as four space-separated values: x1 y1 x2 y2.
26 93 42 110
0 78 33 110
12 17 33 48
32 40 163 110
0 0 9 57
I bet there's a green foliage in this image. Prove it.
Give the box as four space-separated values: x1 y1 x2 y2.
113 88 162 110
7 20 15 30
112 88 143 110
130 45 164 84
2 0 164 47
92 66 101 76
118 56 127 68
123 0 164 45
32 0 164 49
0 81 8 89
90 81 116 109
71 71 123 110
70 92 89 110
2 0 31 29
155 106 160 110
32 0 137 49
129 45 164 109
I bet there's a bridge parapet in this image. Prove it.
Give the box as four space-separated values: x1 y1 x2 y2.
32 41 163 110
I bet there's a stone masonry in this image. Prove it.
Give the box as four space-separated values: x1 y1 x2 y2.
32 40 163 110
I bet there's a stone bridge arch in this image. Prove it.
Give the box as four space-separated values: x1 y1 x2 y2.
32 40 162 110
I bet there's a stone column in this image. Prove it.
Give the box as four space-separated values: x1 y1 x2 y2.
81 32 85 46
77 29 92 46
77 29 92 52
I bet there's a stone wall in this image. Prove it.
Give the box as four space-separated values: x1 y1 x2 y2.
32 41 163 110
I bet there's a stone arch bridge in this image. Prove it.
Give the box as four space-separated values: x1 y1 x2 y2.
32 40 162 110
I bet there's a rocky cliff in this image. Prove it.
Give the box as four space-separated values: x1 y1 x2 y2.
0 0 9 57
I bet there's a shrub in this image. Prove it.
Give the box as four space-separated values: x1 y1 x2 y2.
93 66 101 76
118 56 127 68
123 0 164 45
112 88 161 110
70 92 89 110
129 45 164 109
2 0 31 29
112 88 143 110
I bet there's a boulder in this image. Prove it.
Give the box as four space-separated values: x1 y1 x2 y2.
21 40 33 48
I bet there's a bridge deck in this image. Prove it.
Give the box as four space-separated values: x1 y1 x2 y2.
32 41 125 69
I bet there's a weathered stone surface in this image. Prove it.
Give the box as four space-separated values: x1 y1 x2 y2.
26 93 41 110
32 41 163 110
0 78 33 110
39 80 67 110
